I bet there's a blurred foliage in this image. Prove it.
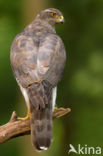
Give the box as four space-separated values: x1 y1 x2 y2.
0 0 103 156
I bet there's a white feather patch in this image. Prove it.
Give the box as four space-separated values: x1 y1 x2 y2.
52 87 57 110
19 85 30 108
39 146 48 150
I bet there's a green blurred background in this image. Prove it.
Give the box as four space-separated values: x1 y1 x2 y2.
0 0 103 156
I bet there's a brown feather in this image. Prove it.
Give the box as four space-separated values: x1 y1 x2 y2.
28 81 53 150
10 8 66 150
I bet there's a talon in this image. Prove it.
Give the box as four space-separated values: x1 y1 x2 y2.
18 108 30 120
54 107 58 111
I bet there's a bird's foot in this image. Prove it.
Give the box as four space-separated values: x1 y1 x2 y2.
18 108 30 120
54 107 58 111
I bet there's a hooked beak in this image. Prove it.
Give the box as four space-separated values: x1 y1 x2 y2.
54 16 65 24
59 16 65 24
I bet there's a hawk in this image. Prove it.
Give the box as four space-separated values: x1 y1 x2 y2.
10 8 66 150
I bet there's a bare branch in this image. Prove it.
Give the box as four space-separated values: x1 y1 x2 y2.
0 107 71 144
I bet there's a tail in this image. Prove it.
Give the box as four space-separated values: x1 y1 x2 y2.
27 81 53 151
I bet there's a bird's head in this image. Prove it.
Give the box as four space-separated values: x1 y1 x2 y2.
36 8 65 26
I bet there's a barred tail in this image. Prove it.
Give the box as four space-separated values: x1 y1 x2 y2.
27 81 53 150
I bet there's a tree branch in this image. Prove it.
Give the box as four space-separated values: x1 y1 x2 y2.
0 107 71 144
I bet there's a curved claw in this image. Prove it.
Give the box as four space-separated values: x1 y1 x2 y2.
18 109 30 121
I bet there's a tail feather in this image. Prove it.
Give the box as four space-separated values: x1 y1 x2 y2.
27 81 53 151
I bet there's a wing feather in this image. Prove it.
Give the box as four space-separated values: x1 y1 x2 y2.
37 34 66 86
10 34 66 87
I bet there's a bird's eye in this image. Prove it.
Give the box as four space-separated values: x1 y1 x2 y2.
50 12 56 17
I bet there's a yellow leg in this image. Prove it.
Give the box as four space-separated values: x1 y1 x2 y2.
18 108 30 120
54 107 58 111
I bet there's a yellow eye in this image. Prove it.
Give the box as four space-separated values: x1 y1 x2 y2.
50 12 56 17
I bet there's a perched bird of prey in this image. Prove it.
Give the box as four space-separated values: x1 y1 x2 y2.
10 8 66 150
